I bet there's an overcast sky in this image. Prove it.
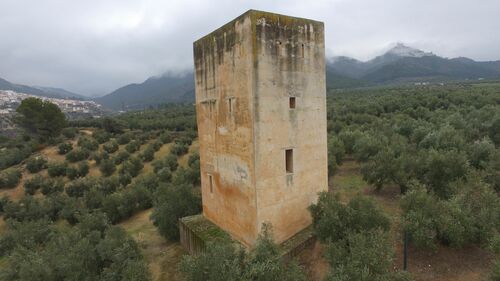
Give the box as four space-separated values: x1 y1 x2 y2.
1 0 499 96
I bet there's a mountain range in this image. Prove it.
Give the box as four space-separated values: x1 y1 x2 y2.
2 43 500 110
96 43 500 110
327 43 500 84
0 77 86 100
95 73 195 111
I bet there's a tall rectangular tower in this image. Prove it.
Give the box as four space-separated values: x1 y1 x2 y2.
193 10 327 246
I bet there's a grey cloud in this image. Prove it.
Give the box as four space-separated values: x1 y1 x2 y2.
0 0 499 96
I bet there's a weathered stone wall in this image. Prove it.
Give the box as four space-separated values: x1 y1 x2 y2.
194 12 258 246
193 10 327 246
252 12 327 244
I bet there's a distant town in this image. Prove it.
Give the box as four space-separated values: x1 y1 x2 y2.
0 90 107 135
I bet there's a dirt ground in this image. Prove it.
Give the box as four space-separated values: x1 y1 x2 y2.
120 209 185 281
300 159 495 281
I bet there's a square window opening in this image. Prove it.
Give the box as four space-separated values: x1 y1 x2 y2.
289 97 296 109
285 149 293 173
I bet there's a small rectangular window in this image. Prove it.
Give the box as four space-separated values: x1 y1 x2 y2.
228 98 234 113
276 40 282 56
285 149 293 173
289 97 296 109
208 174 213 193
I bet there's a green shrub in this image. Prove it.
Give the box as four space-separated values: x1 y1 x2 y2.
151 183 201 241
119 156 143 177
103 140 119 154
152 153 178 173
117 133 132 145
66 161 89 180
118 172 132 187
99 176 120 195
102 185 152 223
40 177 64 195
100 159 116 177
141 146 155 162
24 175 44 195
47 162 68 177
92 130 111 144
65 148 90 162
157 168 172 182
57 142 73 155
125 140 140 153
180 224 306 281
0 168 22 189
66 177 96 198
170 142 189 156
0 195 11 214
26 156 48 173
309 192 390 243
101 117 124 133
491 259 500 281
0 215 150 280
113 151 130 165
61 127 78 138
0 145 33 170
328 135 345 176
3 196 57 222
66 166 78 179
159 131 175 144
324 230 408 281
152 140 162 151
77 136 99 151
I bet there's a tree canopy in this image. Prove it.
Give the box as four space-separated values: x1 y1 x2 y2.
16 97 67 140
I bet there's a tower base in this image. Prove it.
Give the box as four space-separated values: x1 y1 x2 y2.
179 214 316 261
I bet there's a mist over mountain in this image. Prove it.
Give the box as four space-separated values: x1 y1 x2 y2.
3 43 500 110
328 43 500 83
0 77 86 100
95 43 500 110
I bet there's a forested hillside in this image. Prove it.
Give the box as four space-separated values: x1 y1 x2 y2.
0 83 499 281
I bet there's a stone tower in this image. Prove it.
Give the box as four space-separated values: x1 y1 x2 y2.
193 10 327 246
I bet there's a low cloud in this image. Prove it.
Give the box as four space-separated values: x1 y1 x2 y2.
1 0 499 96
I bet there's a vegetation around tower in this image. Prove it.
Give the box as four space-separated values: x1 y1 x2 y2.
0 82 499 280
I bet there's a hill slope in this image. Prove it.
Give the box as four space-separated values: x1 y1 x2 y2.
0 77 85 99
97 68 367 110
96 43 500 110
96 73 195 110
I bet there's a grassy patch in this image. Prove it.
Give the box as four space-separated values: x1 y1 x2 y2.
120 209 186 281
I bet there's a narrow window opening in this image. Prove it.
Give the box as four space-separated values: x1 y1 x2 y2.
301 44 305 58
276 40 282 56
228 98 233 113
207 100 216 117
289 97 296 109
285 149 294 174
208 174 213 193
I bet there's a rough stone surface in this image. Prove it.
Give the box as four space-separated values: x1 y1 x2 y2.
193 9 327 247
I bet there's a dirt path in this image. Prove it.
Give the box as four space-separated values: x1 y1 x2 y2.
119 209 186 281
